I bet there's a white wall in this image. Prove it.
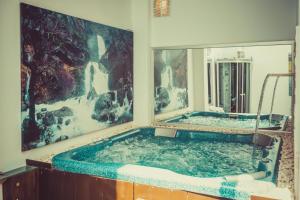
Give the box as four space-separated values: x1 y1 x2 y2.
151 0 297 47
247 45 292 115
0 0 133 172
295 26 300 200
191 49 205 111
0 184 2 200
293 2 300 199
206 45 292 115
131 0 153 126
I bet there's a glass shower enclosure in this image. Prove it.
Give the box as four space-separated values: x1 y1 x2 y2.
215 59 251 113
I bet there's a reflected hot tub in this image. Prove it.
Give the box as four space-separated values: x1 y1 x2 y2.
52 128 282 200
160 111 288 130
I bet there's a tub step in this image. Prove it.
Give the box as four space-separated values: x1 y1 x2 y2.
155 128 176 138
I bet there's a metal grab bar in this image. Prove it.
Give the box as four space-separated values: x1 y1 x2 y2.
255 73 295 133
269 76 280 125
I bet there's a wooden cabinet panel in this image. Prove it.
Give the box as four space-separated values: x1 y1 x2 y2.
39 168 133 200
0 165 274 200
133 183 188 200
251 196 276 200
134 184 152 200
2 168 38 200
109 179 133 200
133 183 229 200
187 192 223 200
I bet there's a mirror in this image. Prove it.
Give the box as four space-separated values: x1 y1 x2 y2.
154 49 189 114
153 44 294 132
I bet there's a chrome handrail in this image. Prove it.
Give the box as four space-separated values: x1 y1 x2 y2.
269 76 280 125
255 73 295 133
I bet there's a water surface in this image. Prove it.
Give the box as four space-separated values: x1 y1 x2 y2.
178 116 278 129
80 134 263 178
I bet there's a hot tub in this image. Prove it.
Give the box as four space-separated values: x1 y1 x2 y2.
52 128 282 200
160 112 288 130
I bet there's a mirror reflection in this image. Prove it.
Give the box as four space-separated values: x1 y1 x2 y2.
154 44 293 131
154 49 188 114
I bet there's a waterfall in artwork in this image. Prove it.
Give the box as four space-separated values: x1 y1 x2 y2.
24 70 31 104
84 61 109 97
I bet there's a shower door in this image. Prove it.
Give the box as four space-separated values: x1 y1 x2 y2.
215 60 251 113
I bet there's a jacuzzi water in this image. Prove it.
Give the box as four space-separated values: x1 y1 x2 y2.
178 116 278 129
74 133 264 178
162 112 287 130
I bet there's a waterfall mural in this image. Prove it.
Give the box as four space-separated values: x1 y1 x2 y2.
20 3 133 151
154 49 188 114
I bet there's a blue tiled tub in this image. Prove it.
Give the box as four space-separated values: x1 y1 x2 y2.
161 111 289 131
52 128 281 200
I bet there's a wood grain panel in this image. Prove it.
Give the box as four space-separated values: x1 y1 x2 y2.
134 183 189 200
3 168 38 200
39 168 133 200
251 196 276 200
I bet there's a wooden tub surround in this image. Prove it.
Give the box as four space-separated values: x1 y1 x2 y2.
2 125 294 200
0 159 277 200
